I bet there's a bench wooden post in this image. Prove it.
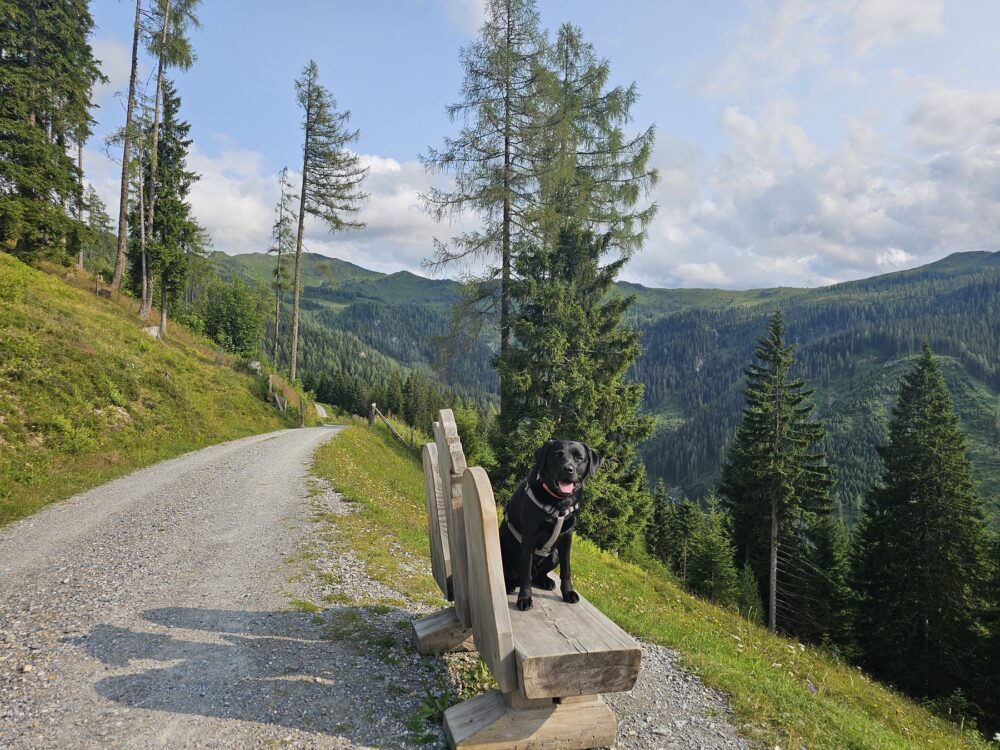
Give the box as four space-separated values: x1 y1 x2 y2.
411 442 474 654
434 411 472 628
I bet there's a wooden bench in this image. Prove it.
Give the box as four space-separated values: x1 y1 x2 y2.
411 409 641 750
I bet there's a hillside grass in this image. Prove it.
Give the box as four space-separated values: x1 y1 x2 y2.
0 252 293 525
312 421 994 750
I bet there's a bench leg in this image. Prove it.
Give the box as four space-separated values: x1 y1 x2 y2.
443 689 616 750
411 606 474 654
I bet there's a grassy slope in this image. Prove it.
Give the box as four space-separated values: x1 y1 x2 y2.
312 422 991 750
0 252 293 525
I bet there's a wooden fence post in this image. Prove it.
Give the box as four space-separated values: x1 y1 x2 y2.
299 397 305 427
369 402 376 426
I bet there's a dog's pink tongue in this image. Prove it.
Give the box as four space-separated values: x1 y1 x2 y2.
558 481 574 494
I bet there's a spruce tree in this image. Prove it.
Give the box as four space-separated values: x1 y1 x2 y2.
719 310 833 633
421 0 545 368
668 499 700 581
495 225 653 553
268 167 294 367
290 60 369 381
0 0 103 258
646 479 671 563
137 0 200 319
533 23 657 257
148 80 203 335
686 500 739 606
853 342 990 700
735 563 764 623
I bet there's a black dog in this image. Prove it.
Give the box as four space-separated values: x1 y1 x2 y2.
499 440 600 611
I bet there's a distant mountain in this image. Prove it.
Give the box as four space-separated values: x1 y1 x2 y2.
631 252 999 523
216 250 999 522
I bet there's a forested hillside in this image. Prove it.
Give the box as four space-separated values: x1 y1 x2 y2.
217 250 999 523
635 251 1000 523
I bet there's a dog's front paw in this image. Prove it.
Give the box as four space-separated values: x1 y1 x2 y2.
516 593 533 611
561 584 580 604
534 576 557 591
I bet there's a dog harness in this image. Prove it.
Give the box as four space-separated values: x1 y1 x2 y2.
503 481 580 558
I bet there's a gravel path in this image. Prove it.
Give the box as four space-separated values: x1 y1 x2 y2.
1 427 753 750
0 427 346 749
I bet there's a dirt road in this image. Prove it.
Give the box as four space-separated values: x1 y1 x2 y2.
0 427 358 749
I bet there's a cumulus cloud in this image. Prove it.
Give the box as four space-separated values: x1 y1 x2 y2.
628 81 1000 289
702 0 944 98
442 0 485 35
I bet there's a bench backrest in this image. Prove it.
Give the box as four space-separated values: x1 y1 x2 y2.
432 410 472 628
461 467 517 692
421 443 451 599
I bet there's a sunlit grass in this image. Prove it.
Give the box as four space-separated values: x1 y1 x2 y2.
0 252 293 525
312 421 993 750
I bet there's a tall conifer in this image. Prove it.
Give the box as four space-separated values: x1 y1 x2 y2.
686 500 739 606
719 310 833 632
496 225 652 553
853 342 989 699
422 0 545 373
290 60 369 381
0 0 103 258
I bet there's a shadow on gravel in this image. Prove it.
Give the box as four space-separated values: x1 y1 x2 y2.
65 606 449 747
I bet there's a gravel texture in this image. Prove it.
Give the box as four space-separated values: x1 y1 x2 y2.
1 427 753 750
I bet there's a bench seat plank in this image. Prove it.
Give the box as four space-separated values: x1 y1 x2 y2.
509 579 641 698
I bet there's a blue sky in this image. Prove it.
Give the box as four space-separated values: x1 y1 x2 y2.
85 0 1000 288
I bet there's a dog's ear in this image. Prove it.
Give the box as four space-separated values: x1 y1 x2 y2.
534 441 554 474
585 445 602 478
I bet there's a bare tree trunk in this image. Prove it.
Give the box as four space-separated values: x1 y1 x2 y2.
768 497 778 632
158 270 168 336
112 0 142 292
138 0 171 319
273 254 281 365
77 140 84 269
290 98 311 383
137 152 150 319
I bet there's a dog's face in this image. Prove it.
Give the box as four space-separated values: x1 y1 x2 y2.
533 440 601 498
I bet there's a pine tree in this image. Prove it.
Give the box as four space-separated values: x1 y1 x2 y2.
147 80 203 335
668 499 700 580
719 310 833 632
532 23 657 257
137 0 201 319
646 479 671 563
422 0 545 372
686 500 739 606
290 60 369 381
809 512 854 651
80 185 112 271
268 167 294 367
0 0 103 258
385 371 405 417
978 535 1000 733
853 342 990 700
496 225 653 553
735 563 764 623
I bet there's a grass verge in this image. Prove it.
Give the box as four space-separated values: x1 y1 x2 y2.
311 421 994 750
0 252 293 525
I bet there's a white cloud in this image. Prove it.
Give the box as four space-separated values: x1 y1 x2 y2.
674 262 734 286
627 77 1000 289
442 0 484 35
848 0 943 55
702 0 944 98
